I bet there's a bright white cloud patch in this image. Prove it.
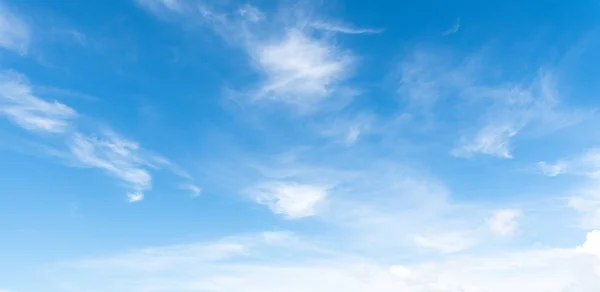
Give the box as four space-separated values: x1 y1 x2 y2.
0 3 29 54
487 209 522 236
248 182 328 219
0 71 77 133
252 29 353 108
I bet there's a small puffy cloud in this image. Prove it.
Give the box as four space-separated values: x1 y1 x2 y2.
127 192 144 203
0 3 29 54
486 209 522 236
0 71 77 133
248 182 328 219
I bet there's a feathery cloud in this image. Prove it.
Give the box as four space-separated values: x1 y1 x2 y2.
442 18 460 36
0 70 196 202
136 2 365 112
310 21 384 34
0 71 77 133
0 3 29 54
180 183 202 197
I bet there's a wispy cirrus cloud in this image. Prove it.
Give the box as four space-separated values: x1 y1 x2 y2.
309 21 384 35
0 2 29 54
397 48 584 159
452 72 577 159
0 71 77 133
442 18 460 36
180 183 202 197
136 1 370 112
539 149 600 228
0 70 197 202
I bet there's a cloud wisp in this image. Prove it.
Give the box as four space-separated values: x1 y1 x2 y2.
136 1 374 112
0 2 29 54
397 48 583 159
539 149 600 228
0 70 197 202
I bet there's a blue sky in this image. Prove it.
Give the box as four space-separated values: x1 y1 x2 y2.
2 0 600 291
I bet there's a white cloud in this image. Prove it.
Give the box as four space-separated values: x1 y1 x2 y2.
0 71 77 133
486 209 522 236
309 21 383 34
247 182 328 219
237 4 264 23
316 114 371 144
539 148 600 178
398 49 581 159
45 230 600 292
136 3 361 112
540 149 600 228
453 123 519 158
250 29 354 109
69 132 153 196
452 72 577 159
412 231 478 253
135 0 184 14
127 192 144 203
568 183 600 229
537 161 567 176
442 18 460 36
0 3 29 54
577 230 600 256
0 70 197 202
346 126 361 144
180 183 202 197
